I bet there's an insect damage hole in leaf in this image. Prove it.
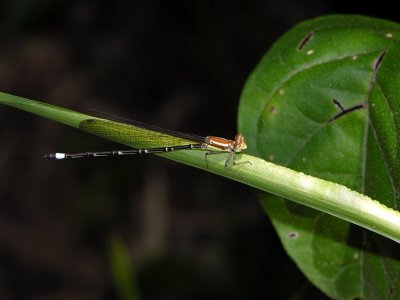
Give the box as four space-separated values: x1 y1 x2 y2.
327 50 387 123
373 51 387 71
328 99 366 123
297 31 314 50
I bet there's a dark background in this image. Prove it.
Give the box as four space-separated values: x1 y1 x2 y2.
0 1 398 299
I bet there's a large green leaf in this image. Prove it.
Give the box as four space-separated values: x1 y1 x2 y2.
238 15 400 299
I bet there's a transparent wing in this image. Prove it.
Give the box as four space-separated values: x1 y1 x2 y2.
79 119 202 149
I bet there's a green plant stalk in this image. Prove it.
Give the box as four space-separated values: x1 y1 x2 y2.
1 92 399 243
163 150 400 243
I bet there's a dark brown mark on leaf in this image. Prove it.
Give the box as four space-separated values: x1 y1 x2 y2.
298 31 313 50
287 231 299 239
327 99 366 123
373 51 386 71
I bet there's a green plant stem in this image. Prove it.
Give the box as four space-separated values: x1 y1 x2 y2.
1 92 399 243
189 152 400 243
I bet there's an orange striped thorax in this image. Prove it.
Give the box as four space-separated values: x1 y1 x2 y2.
203 134 247 153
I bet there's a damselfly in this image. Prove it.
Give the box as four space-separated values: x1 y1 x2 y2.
45 117 247 168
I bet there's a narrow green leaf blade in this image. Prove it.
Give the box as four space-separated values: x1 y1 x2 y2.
0 91 90 128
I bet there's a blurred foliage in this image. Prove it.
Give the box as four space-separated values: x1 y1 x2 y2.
109 237 141 300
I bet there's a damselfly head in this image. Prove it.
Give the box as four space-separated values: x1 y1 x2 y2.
234 134 247 152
